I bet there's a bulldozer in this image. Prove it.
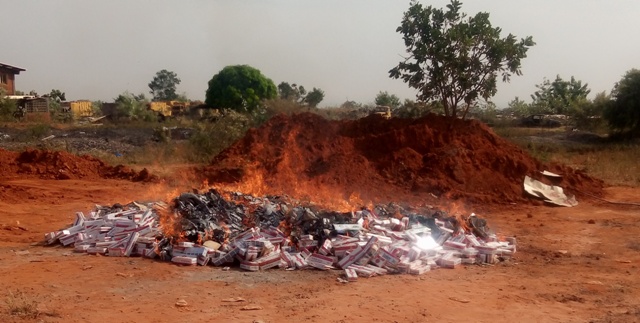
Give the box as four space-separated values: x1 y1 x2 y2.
60 100 94 120
147 101 190 120
371 106 392 119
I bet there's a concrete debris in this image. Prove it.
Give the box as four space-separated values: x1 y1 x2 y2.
45 190 517 279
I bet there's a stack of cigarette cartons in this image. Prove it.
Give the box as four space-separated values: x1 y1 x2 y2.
45 203 161 257
45 192 518 278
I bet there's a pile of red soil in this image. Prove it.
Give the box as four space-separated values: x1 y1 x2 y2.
0 148 155 182
203 113 603 208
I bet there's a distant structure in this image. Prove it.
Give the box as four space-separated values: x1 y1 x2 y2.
0 62 26 95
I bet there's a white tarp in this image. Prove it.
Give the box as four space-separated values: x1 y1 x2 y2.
523 176 578 207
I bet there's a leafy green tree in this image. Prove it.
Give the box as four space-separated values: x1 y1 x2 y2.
506 96 530 117
395 99 443 118
389 0 534 119
340 100 363 110
374 91 401 109
304 87 325 107
604 69 640 136
0 88 18 120
206 65 277 113
47 89 70 122
531 75 590 115
469 101 501 125
148 69 181 101
114 91 154 121
278 82 324 107
49 89 66 102
277 82 306 102
570 92 608 132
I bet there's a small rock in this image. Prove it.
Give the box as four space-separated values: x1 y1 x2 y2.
221 297 246 302
241 305 263 311
449 296 470 303
175 299 188 307
586 280 603 285
587 219 596 224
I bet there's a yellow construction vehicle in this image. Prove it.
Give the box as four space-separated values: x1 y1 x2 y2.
61 100 93 120
147 101 189 120
371 106 392 119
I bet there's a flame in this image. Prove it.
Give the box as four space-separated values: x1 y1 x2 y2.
438 200 472 232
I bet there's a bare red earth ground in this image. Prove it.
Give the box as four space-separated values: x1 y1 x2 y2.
203 113 603 210
1 176 639 323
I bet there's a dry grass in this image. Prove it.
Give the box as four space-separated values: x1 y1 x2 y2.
3 289 59 319
492 125 569 138
555 145 640 186
90 141 186 166
496 126 640 186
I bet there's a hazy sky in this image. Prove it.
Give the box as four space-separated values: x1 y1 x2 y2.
2 1 638 108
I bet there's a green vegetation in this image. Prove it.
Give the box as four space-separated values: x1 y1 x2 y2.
277 82 325 108
1 2 638 190
530 75 590 115
604 69 640 137
205 65 277 113
389 0 534 119
186 111 254 163
497 128 640 186
304 88 325 108
0 88 17 121
113 91 156 122
374 91 401 109
148 69 181 101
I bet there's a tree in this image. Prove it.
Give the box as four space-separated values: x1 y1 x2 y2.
395 99 443 118
205 65 277 113
47 89 69 122
570 91 608 131
389 0 534 119
148 70 181 101
506 97 530 117
114 91 153 121
278 82 306 102
531 75 590 115
0 88 18 120
277 81 324 107
304 88 325 107
48 89 66 102
374 91 401 109
604 69 640 136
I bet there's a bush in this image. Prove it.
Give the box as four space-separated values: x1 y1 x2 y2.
205 65 277 113
604 69 640 137
187 110 253 163
0 89 17 121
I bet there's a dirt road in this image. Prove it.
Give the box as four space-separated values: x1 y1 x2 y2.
1 177 639 323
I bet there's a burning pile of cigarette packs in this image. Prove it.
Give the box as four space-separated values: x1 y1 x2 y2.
45 189 516 280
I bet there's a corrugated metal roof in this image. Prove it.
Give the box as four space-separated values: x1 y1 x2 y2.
0 62 26 73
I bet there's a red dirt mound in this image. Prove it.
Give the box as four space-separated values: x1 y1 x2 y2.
0 148 155 182
203 113 603 208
